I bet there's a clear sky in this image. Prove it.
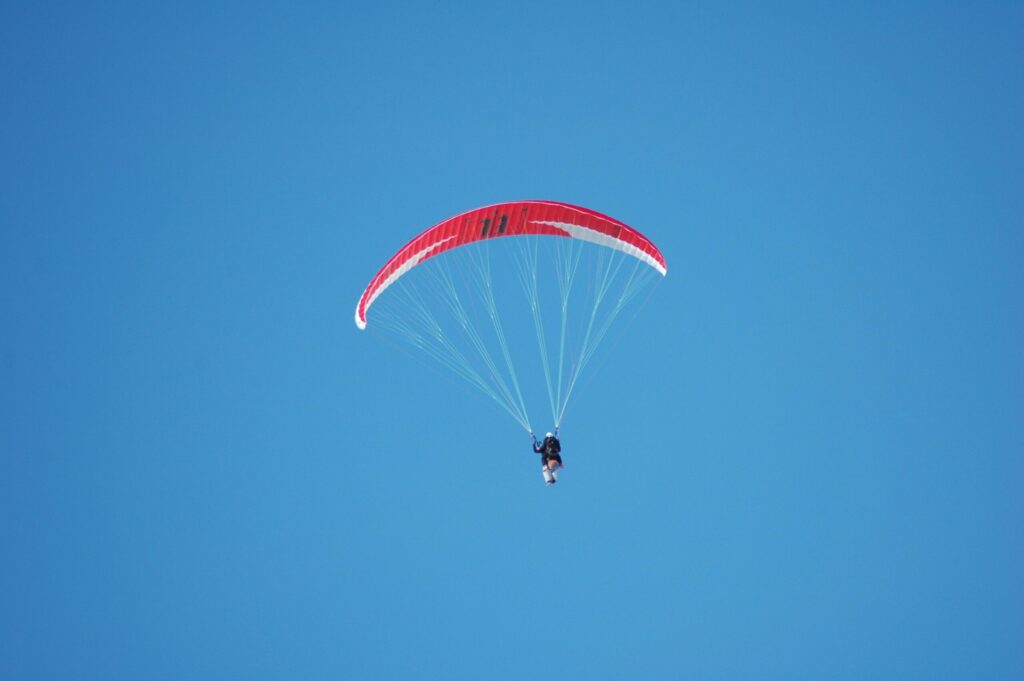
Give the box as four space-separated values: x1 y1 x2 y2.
2 2 1022 679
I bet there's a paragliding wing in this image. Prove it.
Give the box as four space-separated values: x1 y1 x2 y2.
354 200 667 329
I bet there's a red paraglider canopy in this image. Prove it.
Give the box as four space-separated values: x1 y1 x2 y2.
355 200 667 329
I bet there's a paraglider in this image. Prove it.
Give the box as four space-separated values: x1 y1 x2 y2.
532 431 563 485
354 200 666 484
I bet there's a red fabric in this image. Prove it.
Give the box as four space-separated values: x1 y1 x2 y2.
355 200 666 329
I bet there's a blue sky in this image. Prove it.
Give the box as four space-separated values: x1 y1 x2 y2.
2 2 1022 679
